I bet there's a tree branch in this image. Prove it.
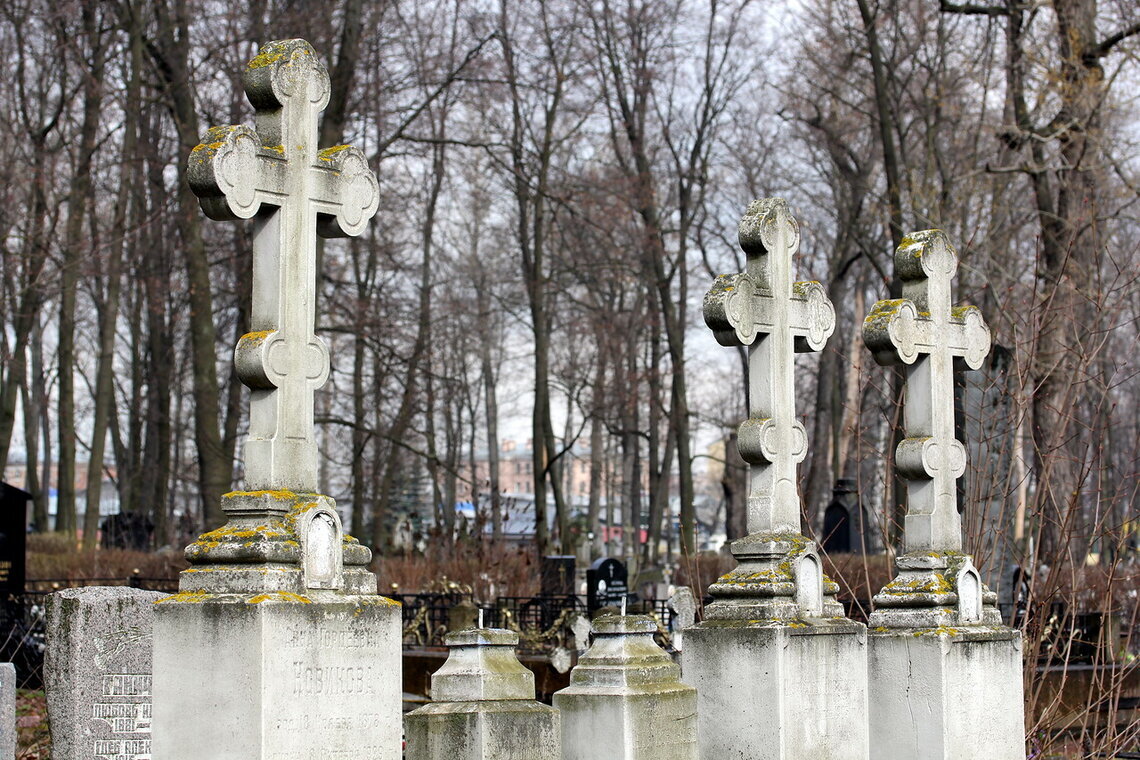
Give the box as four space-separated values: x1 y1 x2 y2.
939 0 1010 16
1084 21 1140 62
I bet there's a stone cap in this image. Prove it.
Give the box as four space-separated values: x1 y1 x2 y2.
431 627 535 703
591 614 657 636
443 627 519 648
563 614 683 690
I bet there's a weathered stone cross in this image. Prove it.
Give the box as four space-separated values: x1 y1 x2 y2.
188 39 379 493
863 230 990 553
704 199 835 535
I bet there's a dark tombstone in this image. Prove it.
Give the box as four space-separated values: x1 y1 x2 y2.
822 479 861 554
586 557 628 614
100 511 154 551
541 555 576 596
0 483 29 596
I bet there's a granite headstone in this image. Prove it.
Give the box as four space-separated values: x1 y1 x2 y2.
45 587 164 760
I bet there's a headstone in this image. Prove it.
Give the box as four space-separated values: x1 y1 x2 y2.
586 557 628 614
44 587 163 760
822 478 867 554
862 230 1023 759
0 662 14 760
100 512 154 551
151 39 401 760
667 586 696 651
540 555 576 596
554 614 697 760
0 484 28 596
685 199 868 760
449 600 480 631
405 628 560 760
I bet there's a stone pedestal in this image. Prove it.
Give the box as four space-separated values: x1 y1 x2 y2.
554 614 696 760
867 551 1024 760
152 491 402 760
681 533 868 760
405 628 559 760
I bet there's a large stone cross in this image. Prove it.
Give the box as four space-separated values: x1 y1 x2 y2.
863 230 990 553
704 199 835 535
187 39 379 493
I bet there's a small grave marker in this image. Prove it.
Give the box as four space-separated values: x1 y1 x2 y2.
45 587 163 760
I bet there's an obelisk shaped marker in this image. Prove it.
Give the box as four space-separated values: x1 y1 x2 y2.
188 38 379 492
863 230 990 553
705 198 835 535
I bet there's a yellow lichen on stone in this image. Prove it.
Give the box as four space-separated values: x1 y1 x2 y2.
157 590 212 604
248 591 312 604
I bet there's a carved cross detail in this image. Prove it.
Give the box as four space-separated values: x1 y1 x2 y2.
188 39 379 492
863 230 990 553
705 199 835 535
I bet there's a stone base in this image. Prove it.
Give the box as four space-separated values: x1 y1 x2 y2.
152 591 401 760
682 619 868 760
868 626 1024 760
405 700 560 760
556 686 697 760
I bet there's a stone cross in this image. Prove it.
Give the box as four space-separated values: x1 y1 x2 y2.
188 39 379 492
863 230 990 553
704 198 835 535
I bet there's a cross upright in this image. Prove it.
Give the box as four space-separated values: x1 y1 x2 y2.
187 39 379 493
704 199 835 536
863 230 990 553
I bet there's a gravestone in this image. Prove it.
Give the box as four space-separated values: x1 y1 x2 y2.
540 555 576 596
586 557 628 614
667 586 696 651
554 614 697 760
685 199 868 760
0 484 28 596
0 662 13 760
151 39 401 760
862 230 1023 759
44 587 163 760
405 627 560 760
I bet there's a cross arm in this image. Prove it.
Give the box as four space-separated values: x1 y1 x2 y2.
789 280 835 352
312 145 380 238
188 125 286 221
863 298 917 366
704 273 757 347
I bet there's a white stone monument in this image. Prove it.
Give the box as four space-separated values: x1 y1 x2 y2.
685 199 868 760
554 614 697 760
151 39 401 760
862 230 1024 759
405 628 560 760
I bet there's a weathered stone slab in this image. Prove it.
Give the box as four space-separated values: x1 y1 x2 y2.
0 662 15 760
406 628 559 760
868 628 1024 759
152 592 401 760
555 614 697 760
683 619 868 760
44 586 164 760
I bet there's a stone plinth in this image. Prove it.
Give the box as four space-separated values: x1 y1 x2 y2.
554 614 696 760
683 617 867 760
152 591 400 759
0 662 14 760
681 533 868 760
868 626 1023 759
405 628 559 760
152 491 402 760
866 551 1024 760
45 587 165 760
